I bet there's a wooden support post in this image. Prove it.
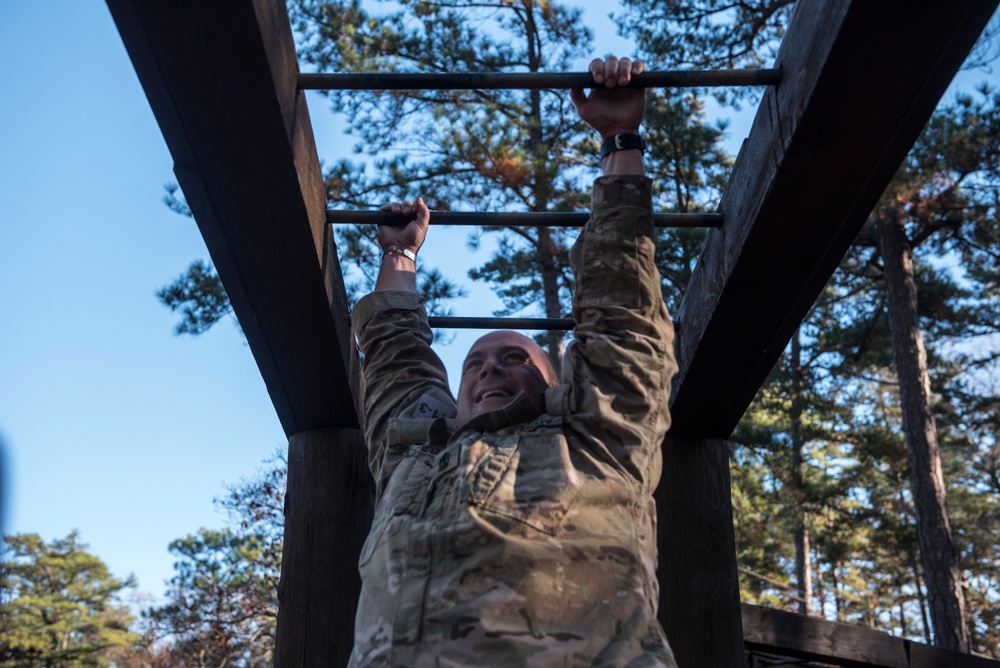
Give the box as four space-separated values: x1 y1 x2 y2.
276 428 374 668
657 435 743 667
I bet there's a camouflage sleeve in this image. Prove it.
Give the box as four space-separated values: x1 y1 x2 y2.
558 175 678 492
353 291 457 487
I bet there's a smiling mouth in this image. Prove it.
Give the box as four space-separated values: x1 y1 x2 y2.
475 389 512 404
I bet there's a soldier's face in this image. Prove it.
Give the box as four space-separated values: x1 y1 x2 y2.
456 331 557 423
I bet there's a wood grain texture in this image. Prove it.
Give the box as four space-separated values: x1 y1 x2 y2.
743 603 909 668
743 603 1000 668
276 428 375 668
670 0 999 437
105 0 359 434
908 642 1000 668
657 436 743 668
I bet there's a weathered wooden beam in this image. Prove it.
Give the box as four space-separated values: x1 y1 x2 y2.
105 0 358 434
743 604 909 668
277 428 374 668
657 436 743 667
908 643 1000 668
670 0 998 436
742 603 1000 668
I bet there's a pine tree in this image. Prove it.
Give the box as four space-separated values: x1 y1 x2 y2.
0 532 138 667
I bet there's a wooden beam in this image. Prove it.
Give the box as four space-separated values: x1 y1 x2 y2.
908 643 1000 668
657 436 743 667
670 0 998 436
743 604 909 668
105 0 358 434
742 604 1000 668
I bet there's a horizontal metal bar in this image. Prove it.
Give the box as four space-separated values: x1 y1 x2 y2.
428 316 575 330
300 69 781 91
426 316 680 331
327 210 722 229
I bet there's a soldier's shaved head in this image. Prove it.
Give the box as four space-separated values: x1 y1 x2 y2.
456 331 558 423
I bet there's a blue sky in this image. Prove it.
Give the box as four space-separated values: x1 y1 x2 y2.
1 0 996 609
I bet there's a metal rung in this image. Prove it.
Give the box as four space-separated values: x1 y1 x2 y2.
426 316 680 331
300 69 781 91
428 316 575 330
328 210 722 229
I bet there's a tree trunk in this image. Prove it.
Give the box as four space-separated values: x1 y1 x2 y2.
537 225 564 374
790 328 812 615
523 4 564 372
913 548 933 645
878 205 969 652
813 544 825 618
831 560 843 622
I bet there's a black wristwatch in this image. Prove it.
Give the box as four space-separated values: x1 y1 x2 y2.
600 132 646 161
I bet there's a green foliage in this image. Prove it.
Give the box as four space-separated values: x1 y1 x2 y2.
635 0 1000 654
291 0 732 363
291 0 595 362
618 0 794 70
128 453 286 666
727 90 1000 652
616 0 794 106
156 260 234 336
0 531 138 667
646 90 732 311
141 528 278 667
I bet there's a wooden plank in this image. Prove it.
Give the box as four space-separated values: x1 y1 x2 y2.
105 0 358 434
657 436 743 667
669 0 998 436
908 642 1000 668
742 603 909 668
276 428 375 668
742 604 1000 668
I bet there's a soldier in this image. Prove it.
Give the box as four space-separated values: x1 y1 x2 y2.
350 56 678 667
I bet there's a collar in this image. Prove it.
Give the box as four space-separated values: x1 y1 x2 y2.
450 390 546 437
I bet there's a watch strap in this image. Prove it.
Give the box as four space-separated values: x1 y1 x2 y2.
600 132 646 161
382 245 416 263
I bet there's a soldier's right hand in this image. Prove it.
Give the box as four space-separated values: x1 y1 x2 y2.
378 198 429 257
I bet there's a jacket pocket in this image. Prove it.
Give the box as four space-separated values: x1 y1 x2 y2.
465 427 581 536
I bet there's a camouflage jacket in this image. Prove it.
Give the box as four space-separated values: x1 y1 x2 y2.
350 176 678 667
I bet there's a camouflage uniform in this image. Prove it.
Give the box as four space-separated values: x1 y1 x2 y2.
350 175 678 667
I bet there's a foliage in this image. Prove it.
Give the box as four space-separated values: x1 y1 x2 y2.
623 0 1000 654
616 0 793 106
618 0 794 71
132 455 287 667
290 0 730 364
140 528 278 668
0 532 138 667
290 0 592 364
156 260 234 336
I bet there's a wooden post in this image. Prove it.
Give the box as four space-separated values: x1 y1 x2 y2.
276 428 374 667
657 435 743 667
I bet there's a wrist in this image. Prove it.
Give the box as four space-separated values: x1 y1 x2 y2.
600 146 645 177
599 132 646 162
599 127 641 141
374 249 417 292
381 245 417 264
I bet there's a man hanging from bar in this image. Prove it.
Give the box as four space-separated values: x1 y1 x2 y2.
349 55 678 667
